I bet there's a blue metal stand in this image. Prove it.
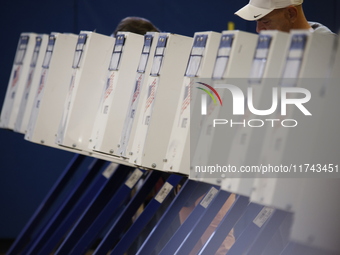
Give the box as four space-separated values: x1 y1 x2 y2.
24 158 107 255
136 179 209 255
93 170 164 255
36 162 117 255
158 185 222 255
174 190 232 255
6 154 86 255
244 209 290 255
227 205 285 255
256 210 293 255
109 174 184 255
280 242 296 255
69 169 148 255
54 164 134 255
198 195 250 255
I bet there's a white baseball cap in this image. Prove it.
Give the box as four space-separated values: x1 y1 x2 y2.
235 0 303 21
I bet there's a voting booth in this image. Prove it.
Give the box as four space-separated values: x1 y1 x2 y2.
190 30 258 186
289 179 340 254
128 33 193 170
307 31 340 170
286 35 340 254
55 31 114 152
0 33 36 130
162 31 221 175
250 31 336 212
25 33 78 148
89 32 144 158
3 29 340 255
116 32 160 159
221 30 291 196
14 34 49 134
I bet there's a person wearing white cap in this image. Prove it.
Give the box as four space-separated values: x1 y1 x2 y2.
235 0 334 34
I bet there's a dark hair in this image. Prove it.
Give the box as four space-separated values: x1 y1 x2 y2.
113 17 160 37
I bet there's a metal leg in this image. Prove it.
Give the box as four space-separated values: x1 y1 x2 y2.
24 159 108 255
158 185 221 255
174 190 232 255
69 168 148 255
227 205 283 255
92 170 164 255
54 164 134 255
6 154 86 255
244 209 290 255
198 195 250 255
279 242 296 255
136 179 203 255
109 174 185 255
36 162 117 255
259 212 293 255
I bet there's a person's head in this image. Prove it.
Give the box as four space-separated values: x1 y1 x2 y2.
112 17 160 37
235 0 311 33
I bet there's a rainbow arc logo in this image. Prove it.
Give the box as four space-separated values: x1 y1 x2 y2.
196 82 222 115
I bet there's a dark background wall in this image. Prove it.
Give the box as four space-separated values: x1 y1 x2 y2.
0 0 338 239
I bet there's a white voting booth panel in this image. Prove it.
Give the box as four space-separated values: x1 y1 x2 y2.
289 38 340 253
190 30 258 186
89 32 144 158
128 33 193 170
0 33 36 130
162 31 221 175
290 179 340 253
14 34 49 134
307 33 340 168
55 31 114 152
25 33 78 148
117 32 160 159
290 40 340 248
20 33 131 165
250 30 336 212
221 31 290 196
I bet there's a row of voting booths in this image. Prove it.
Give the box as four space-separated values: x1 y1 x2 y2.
1 28 340 255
